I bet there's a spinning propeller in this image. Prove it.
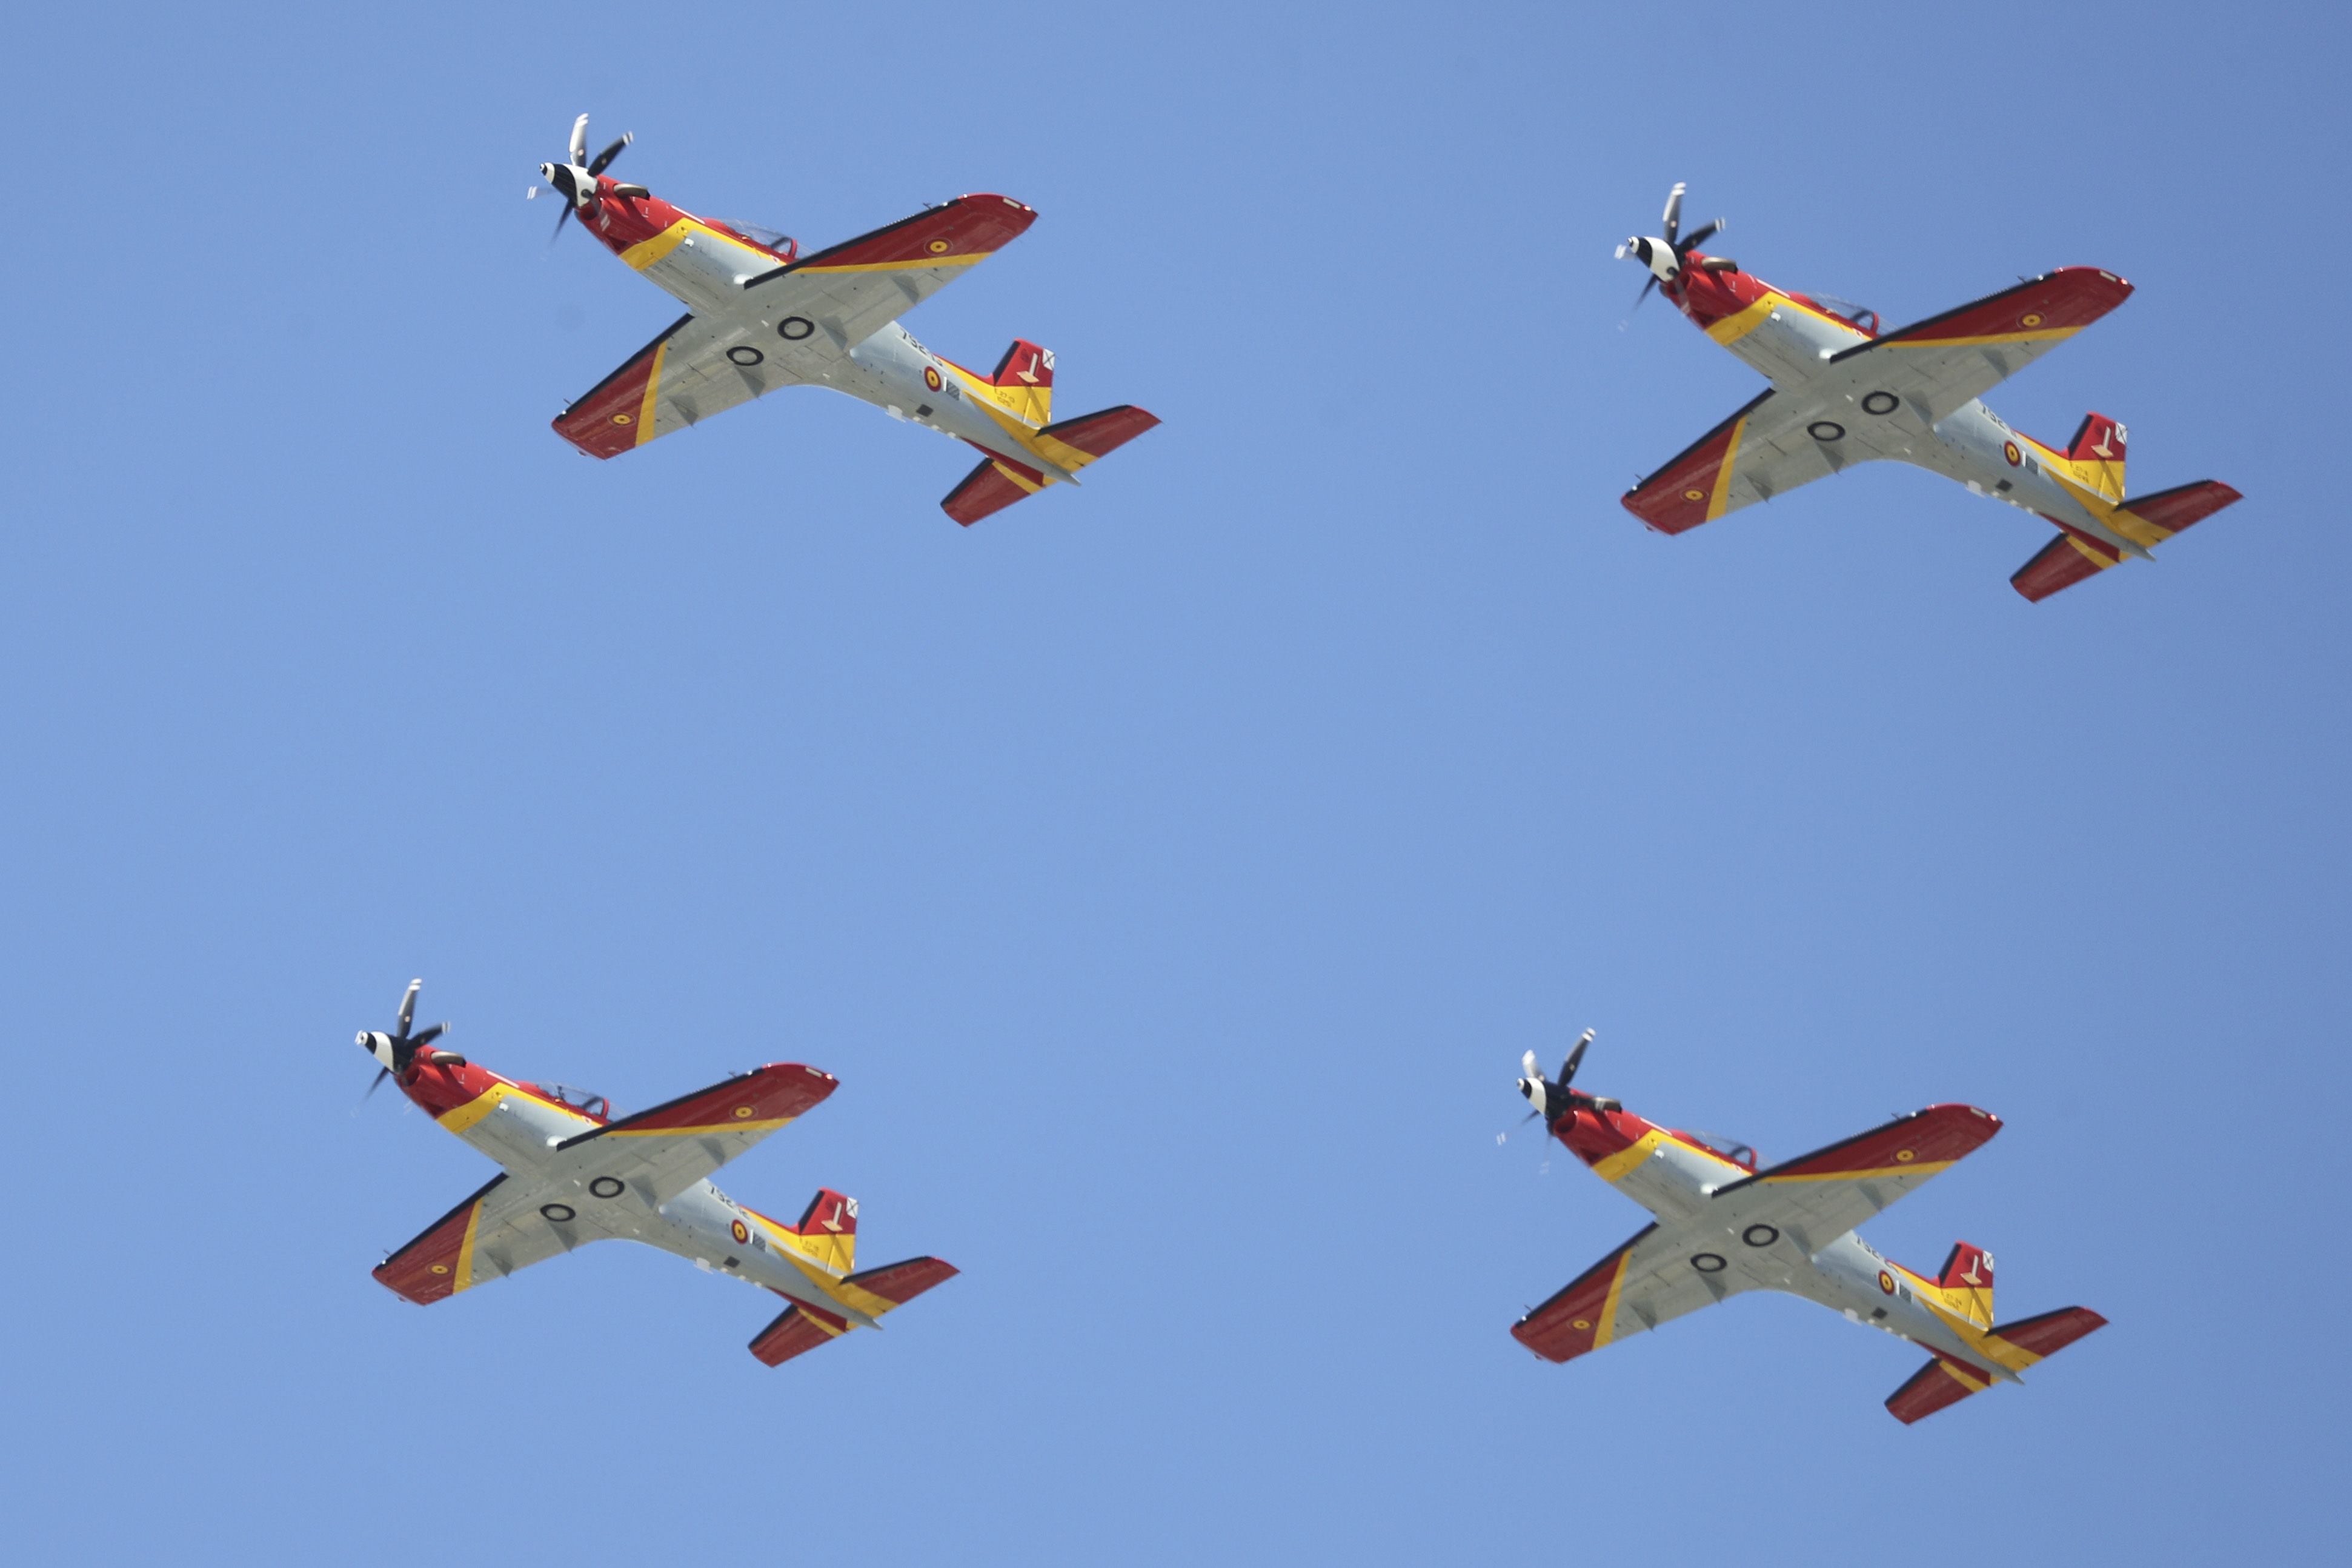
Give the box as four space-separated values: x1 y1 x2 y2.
1615 181 1735 313
1517 1026 1620 1124
531 113 643 242
357 978 463 1100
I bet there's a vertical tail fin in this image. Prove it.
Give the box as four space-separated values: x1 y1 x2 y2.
1928 1240 1996 1327
758 1189 859 1274
977 339 1055 424
2059 412 2128 500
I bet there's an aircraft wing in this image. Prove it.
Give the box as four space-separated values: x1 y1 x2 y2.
1702 1103 2003 1257
374 1171 625 1304
1822 266 2134 427
1511 1221 1760 1363
545 1061 839 1209
737 193 1037 359
554 311 810 458
1623 268 2135 534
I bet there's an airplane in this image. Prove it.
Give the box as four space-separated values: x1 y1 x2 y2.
358 980 953 1367
534 114 1158 523
1615 183 2240 600
1510 1031 2105 1423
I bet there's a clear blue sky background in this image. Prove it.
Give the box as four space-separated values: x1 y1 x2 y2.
5 2 2345 1561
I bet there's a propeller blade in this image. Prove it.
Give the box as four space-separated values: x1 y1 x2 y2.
364 1066 390 1101
1677 219 1720 253
410 1022 447 1049
1630 274 1656 315
1521 1050 1543 1082
1660 182 1685 246
550 201 571 244
586 133 633 178
396 978 420 1038
1560 1027 1595 1085
568 114 590 168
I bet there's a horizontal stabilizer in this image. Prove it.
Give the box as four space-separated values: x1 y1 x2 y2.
943 453 1048 525
1886 1355 1995 1424
1882 1304 2105 1423
748 1300 849 1367
1036 405 1160 462
843 1255 959 1307
2011 479 2241 602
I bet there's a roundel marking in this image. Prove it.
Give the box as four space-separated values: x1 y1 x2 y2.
1682 487 1706 503
733 1105 756 1118
1861 390 1899 416
1570 1318 1591 1331
2004 440 2022 467
1807 420 1845 442
1692 1252 1727 1274
589 1176 625 1199
731 1219 750 1244
541 1203 576 1223
1895 1148 1916 1163
429 1263 450 1275
611 413 633 426
1742 1223 1779 1247
923 365 943 392
777 316 816 341
927 238 951 254
1878 1269 1896 1295
2021 311 2045 328
726 345 765 367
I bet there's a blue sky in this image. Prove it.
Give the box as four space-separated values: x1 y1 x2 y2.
5 1 2346 1560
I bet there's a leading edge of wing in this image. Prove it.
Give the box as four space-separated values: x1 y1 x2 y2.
1622 387 1776 534
1511 1222 1657 1363
1712 1103 2002 1196
554 1062 839 1152
742 193 1037 289
1831 266 2134 364
373 1171 507 1304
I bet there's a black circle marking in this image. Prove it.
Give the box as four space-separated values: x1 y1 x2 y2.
540 1203 576 1223
1861 391 1899 416
1742 1224 1779 1247
1692 1252 1727 1274
1807 420 1846 442
777 316 816 341
726 345 765 367
589 1177 625 1199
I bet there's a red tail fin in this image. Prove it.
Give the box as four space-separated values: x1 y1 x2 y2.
784 1188 858 1241
987 339 1055 391
2063 413 2127 466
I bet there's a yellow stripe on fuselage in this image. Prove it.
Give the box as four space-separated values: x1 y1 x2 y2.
437 1080 591 1136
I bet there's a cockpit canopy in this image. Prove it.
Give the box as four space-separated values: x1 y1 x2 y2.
1683 1130 1759 1171
1810 293 1880 336
539 1081 611 1121
713 219 797 259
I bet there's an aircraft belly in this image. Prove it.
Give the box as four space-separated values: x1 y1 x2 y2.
834 328 1046 468
1610 1141 1728 1222
636 1182 855 1316
633 233 779 316
450 1088 598 1175
1724 309 1864 390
